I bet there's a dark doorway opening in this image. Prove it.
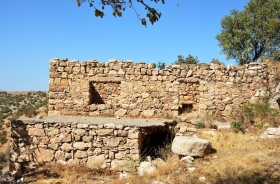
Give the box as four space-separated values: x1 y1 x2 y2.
179 104 193 114
89 82 104 104
141 128 173 160
277 98 280 108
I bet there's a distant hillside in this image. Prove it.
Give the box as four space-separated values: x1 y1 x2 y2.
0 91 48 121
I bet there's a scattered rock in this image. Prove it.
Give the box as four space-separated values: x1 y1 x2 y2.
202 130 217 137
180 155 194 163
214 122 231 130
171 136 212 157
188 167 195 172
199 176 206 181
138 161 156 176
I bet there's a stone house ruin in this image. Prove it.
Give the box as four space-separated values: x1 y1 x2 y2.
48 58 279 119
10 58 280 173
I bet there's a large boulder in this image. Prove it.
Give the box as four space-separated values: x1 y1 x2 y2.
171 136 212 157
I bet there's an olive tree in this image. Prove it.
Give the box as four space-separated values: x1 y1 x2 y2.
216 0 280 65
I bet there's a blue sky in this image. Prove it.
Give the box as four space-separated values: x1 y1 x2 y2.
0 0 248 91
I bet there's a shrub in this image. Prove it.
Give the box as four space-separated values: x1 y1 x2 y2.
0 131 7 144
156 61 166 69
0 152 7 174
242 95 280 128
231 121 243 133
154 142 173 161
210 58 224 65
5 122 10 128
196 121 206 129
174 54 200 65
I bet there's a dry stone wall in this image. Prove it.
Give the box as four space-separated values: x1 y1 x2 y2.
10 118 150 173
48 58 278 120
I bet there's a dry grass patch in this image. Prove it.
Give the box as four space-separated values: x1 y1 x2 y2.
24 163 118 184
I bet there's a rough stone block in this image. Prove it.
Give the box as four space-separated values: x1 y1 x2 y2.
28 128 45 136
34 149 54 163
61 143 73 151
103 137 123 147
171 136 212 157
73 142 91 150
142 110 155 118
75 150 88 158
87 155 106 169
114 109 127 117
96 129 114 136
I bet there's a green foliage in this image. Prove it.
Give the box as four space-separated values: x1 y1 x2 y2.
0 91 48 118
154 141 173 161
231 121 243 133
5 122 10 128
174 54 200 65
210 58 224 65
0 152 7 174
156 61 166 69
0 114 3 130
76 0 164 26
16 106 36 118
0 131 7 144
0 107 12 114
196 121 206 129
216 0 280 65
242 95 280 128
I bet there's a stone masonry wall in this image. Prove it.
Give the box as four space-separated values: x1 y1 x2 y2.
10 119 149 173
48 58 278 120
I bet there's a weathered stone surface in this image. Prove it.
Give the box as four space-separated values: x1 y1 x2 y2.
61 143 73 150
215 122 231 130
82 136 93 142
34 149 54 163
129 109 141 117
48 143 59 150
87 155 106 169
48 128 60 136
114 109 127 117
138 161 156 176
103 137 123 147
73 129 86 136
55 151 65 161
128 130 141 139
171 136 212 157
73 142 91 150
116 130 128 137
28 128 45 136
142 110 155 118
267 128 280 136
111 160 125 171
75 150 88 158
104 123 116 129
96 129 114 136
